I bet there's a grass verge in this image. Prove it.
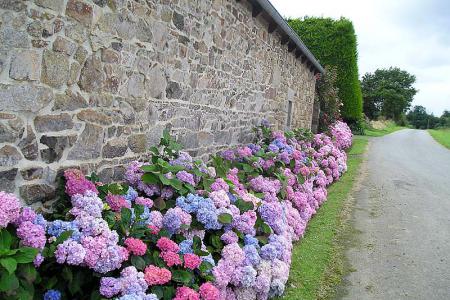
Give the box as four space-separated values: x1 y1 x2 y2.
364 122 405 137
428 128 450 149
281 136 368 300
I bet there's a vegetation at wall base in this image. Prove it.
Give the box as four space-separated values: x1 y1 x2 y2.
281 136 368 300
428 129 450 149
288 17 363 123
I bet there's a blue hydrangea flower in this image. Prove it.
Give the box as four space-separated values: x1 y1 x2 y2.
244 235 259 248
176 194 201 213
179 239 193 254
47 220 80 238
240 265 257 287
162 209 181 235
243 245 261 266
227 192 237 203
125 187 138 203
44 289 61 300
260 244 278 260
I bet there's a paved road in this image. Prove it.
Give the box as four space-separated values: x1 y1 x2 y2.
339 129 450 300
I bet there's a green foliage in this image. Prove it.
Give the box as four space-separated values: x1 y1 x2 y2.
428 128 450 149
406 105 440 129
316 66 343 132
361 67 417 121
288 17 363 122
0 228 40 300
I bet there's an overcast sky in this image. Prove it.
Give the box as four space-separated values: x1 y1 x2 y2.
271 0 450 116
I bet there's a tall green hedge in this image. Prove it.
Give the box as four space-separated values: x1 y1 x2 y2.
288 17 363 122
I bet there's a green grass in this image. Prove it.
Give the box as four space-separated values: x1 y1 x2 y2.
281 136 368 300
428 128 450 149
364 122 405 137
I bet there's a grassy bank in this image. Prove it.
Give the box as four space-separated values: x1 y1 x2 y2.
428 128 450 149
281 136 368 300
364 121 405 137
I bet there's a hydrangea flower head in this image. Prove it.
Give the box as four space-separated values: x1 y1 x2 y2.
0 191 21 227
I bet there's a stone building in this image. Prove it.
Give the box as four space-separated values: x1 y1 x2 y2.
0 0 323 207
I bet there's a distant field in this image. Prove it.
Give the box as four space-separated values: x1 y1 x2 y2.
428 128 450 149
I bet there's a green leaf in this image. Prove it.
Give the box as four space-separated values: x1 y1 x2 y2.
0 272 19 292
0 258 17 274
141 164 158 172
151 286 164 299
18 263 37 283
211 235 223 249
141 173 159 184
62 266 73 283
192 236 201 251
17 286 33 300
55 230 73 246
130 255 146 271
297 174 305 184
158 173 171 186
171 270 193 284
242 164 253 173
0 229 12 250
199 261 213 273
13 247 39 264
235 199 254 212
218 213 233 224
153 198 166 210
120 208 132 228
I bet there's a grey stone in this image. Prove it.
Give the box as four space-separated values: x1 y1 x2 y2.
32 39 49 48
0 0 26 12
0 145 22 167
27 20 43 37
35 0 64 12
20 167 43 180
146 65 167 98
172 11 184 31
127 134 147 153
127 73 145 98
68 123 104 160
18 125 38 160
74 46 88 64
10 50 41 81
101 49 120 63
0 118 24 143
98 165 125 182
136 19 153 43
77 109 112 125
0 168 17 192
68 62 82 85
54 90 88 111
0 26 29 49
0 84 52 112
0 50 6 73
93 0 107 7
102 139 128 158
64 23 87 43
20 183 56 205
41 50 70 88
53 36 77 56
34 113 74 132
166 81 182 99
40 135 74 163
79 55 104 92
65 0 93 27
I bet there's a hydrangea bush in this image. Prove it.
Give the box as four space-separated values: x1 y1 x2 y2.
0 121 352 300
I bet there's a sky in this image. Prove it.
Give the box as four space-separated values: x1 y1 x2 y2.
271 0 450 116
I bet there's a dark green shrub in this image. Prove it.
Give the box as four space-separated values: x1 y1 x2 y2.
288 17 363 123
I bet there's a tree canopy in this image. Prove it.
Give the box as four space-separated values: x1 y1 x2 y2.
361 67 417 121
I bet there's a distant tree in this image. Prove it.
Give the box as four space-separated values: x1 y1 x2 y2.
407 105 440 129
361 67 417 121
440 110 450 127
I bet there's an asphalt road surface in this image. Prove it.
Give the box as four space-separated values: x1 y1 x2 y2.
339 129 450 299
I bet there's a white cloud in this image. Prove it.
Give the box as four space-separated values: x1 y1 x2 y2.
270 0 450 115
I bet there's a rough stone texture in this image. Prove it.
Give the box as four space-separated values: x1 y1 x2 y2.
34 114 74 132
9 49 41 81
0 0 317 205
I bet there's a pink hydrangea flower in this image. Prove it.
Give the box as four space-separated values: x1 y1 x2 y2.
144 265 171 286
0 191 21 227
64 169 98 196
135 197 153 208
156 237 180 252
199 282 220 300
183 253 201 270
124 238 147 256
173 286 200 300
106 194 131 212
160 251 182 267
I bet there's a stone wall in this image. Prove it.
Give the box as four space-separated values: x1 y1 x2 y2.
0 0 317 207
